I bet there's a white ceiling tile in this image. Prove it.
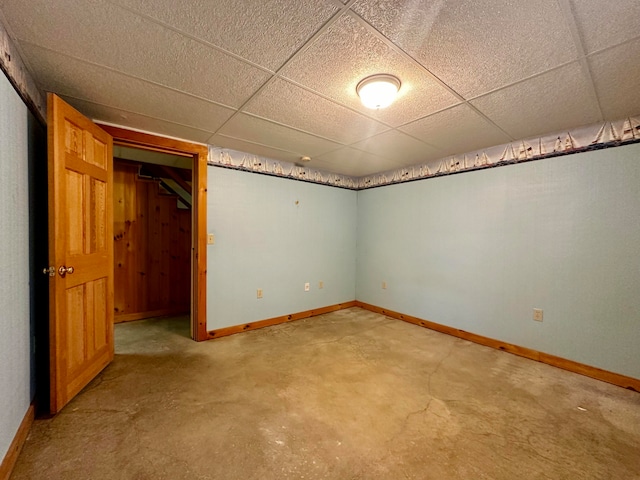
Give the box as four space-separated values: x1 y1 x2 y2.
350 130 441 165
471 63 602 140
314 147 403 177
353 0 577 98
65 97 214 144
105 0 340 71
400 104 511 157
245 78 389 144
209 135 304 165
589 38 640 121
1 0 637 179
569 0 640 54
2 0 271 108
280 13 459 127
22 44 235 132
218 114 343 157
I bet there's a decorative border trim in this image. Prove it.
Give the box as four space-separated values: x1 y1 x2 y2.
356 301 640 392
208 117 640 191
0 19 45 123
358 118 640 189
208 147 358 189
0 403 34 480
207 301 357 340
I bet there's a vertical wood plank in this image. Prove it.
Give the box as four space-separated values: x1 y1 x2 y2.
112 160 191 322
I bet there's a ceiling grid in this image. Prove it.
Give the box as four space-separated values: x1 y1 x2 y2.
1 0 637 177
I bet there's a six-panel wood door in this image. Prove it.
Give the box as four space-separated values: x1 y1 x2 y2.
47 94 114 414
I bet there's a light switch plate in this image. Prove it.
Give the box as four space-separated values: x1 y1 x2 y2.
207 233 215 245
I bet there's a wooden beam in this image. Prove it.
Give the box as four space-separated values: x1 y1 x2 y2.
157 165 192 195
355 301 640 393
207 301 357 339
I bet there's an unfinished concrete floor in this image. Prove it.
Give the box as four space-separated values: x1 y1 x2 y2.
11 307 640 479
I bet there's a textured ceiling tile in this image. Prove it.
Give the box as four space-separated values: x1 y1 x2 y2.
589 38 640 121
209 134 304 165
350 130 441 165
281 13 459 126
65 97 214 143
105 0 339 71
245 78 389 144
471 63 602 140
400 104 511 157
2 0 271 107
569 0 640 53
218 114 343 157
314 147 402 177
22 44 235 132
353 0 577 98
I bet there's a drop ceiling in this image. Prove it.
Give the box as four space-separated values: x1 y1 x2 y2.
1 0 638 177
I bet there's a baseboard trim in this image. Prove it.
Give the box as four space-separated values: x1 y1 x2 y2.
0 403 34 480
207 301 357 340
115 308 189 324
355 301 640 392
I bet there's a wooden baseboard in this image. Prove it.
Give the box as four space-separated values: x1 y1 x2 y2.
0 403 34 480
355 301 640 392
207 301 357 340
115 308 189 324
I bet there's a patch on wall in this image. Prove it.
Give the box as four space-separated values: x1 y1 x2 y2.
0 21 46 123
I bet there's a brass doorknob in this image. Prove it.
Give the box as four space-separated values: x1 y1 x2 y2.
58 266 75 277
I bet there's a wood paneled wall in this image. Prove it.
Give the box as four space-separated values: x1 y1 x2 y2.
113 161 191 322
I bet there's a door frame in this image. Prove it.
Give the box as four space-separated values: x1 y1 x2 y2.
98 125 208 341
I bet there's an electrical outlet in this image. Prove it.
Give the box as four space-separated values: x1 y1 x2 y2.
318 281 324 289
533 308 543 322
304 282 310 292
382 281 387 290
207 233 215 245
257 289 263 299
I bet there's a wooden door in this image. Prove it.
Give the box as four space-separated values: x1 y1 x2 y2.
47 94 114 414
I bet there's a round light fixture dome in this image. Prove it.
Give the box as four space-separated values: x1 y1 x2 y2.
356 74 401 109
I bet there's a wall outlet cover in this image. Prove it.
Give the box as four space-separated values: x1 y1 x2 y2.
533 308 543 322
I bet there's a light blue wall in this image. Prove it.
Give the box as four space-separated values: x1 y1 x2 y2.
357 143 640 379
207 168 357 330
0 73 32 461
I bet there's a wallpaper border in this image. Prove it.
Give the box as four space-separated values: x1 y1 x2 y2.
208 117 640 191
0 17 46 124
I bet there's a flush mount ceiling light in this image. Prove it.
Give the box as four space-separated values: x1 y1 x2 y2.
356 74 401 109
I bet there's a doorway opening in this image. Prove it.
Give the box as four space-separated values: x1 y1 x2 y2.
99 125 208 342
113 147 192 327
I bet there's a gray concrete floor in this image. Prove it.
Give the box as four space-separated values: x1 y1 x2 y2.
11 307 640 479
